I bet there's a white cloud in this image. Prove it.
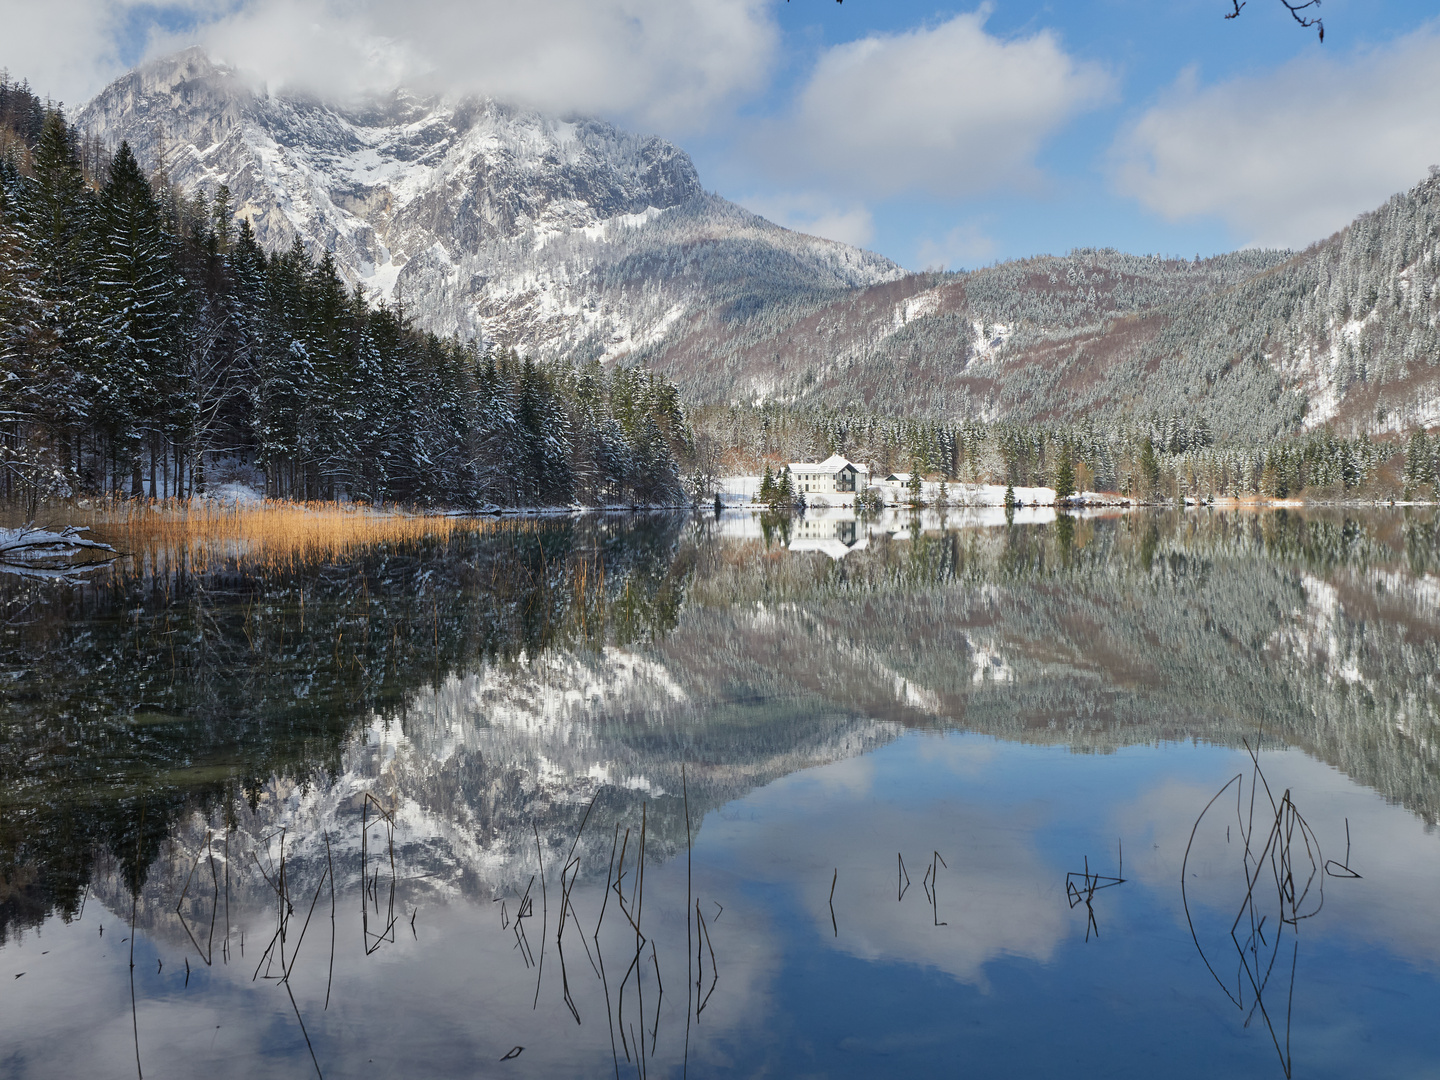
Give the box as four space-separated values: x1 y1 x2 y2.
0 0 130 108
916 220 997 270
750 7 1114 200
738 192 875 248
1111 24 1440 248
1 0 779 134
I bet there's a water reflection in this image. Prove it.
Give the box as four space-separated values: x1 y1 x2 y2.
1182 745 1365 1078
2 506 1440 1076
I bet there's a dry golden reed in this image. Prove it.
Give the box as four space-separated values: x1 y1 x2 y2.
58 498 531 574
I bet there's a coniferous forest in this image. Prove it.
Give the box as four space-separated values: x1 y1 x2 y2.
0 84 689 511
3 74 1438 512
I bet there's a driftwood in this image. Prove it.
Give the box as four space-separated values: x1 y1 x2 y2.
0 525 118 578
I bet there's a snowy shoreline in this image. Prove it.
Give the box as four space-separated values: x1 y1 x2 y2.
715 475 1436 510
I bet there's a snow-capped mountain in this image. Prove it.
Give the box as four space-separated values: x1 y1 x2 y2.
78 49 903 362
78 50 1440 437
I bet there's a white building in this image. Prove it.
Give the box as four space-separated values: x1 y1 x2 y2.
789 515 869 559
788 455 869 498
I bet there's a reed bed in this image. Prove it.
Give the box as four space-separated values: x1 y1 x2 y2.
52 498 528 573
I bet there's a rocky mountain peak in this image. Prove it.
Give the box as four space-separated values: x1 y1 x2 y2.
76 50 895 355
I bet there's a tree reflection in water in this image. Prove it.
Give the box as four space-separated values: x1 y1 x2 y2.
1 506 1439 1078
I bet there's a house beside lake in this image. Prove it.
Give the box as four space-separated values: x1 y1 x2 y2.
789 455 868 498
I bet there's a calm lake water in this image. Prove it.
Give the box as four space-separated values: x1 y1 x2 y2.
3 507 1439 1078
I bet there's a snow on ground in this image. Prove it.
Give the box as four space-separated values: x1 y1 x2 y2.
205 481 266 505
0 526 117 579
0 525 114 559
716 476 1077 507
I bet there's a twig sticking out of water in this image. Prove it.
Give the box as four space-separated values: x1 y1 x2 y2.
1065 845 1125 942
176 831 220 965
282 851 332 985
695 900 718 1020
130 806 145 1080
596 825 622 1080
1323 819 1362 879
597 825 619 942
931 852 948 927
324 831 336 1011
223 830 231 965
684 767 693 1080
614 804 652 1078
285 978 324 1080
533 823 548 1010
1181 741 1357 1079
360 795 398 955
513 875 537 968
650 940 664 1056
558 789 601 948
829 869 838 937
920 852 949 926
897 854 911 903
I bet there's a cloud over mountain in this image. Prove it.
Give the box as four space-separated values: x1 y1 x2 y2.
749 10 1114 201
1111 23 1440 248
2 0 780 134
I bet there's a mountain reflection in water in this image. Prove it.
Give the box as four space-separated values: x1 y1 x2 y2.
2 507 1439 1078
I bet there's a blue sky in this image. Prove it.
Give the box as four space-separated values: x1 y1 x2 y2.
709 0 1440 267
3 0 1438 270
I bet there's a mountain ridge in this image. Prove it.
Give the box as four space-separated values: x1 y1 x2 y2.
77 48 903 356
77 50 1440 441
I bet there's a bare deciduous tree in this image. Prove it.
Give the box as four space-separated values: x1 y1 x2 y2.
1225 0 1324 43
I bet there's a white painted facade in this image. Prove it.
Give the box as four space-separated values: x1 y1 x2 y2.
788 455 869 497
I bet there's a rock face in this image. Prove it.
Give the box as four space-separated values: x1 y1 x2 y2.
78 48 902 353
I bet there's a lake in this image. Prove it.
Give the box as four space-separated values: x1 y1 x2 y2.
2 506 1439 1078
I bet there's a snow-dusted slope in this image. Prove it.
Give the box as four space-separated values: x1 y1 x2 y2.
78 49 903 358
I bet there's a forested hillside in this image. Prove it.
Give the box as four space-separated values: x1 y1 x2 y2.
645 201 1440 444
77 51 1439 445
0 83 690 510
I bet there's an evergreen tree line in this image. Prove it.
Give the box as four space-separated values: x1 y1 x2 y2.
690 404 1439 501
0 99 689 510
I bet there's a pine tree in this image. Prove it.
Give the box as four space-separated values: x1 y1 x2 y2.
93 141 188 496
1404 429 1435 498
1138 437 1161 498
11 110 94 486
759 463 775 505
0 95 695 510
1054 443 1075 501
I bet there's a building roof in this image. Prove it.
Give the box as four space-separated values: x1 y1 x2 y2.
789 536 871 560
788 455 865 474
